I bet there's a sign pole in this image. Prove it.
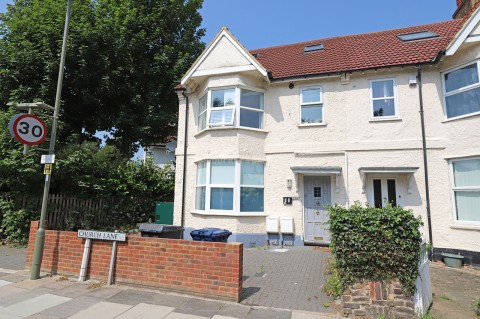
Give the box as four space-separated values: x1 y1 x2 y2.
31 0 73 280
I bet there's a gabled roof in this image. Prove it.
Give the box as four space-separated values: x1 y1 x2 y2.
250 20 464 80
181 27 268 86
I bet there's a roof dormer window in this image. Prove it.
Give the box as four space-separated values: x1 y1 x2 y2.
397 31 438 42
304 43 324 53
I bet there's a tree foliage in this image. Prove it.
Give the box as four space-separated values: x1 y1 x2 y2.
328 203 423 295
0 0 205 155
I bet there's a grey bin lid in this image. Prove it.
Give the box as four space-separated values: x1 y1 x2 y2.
139 223 183 233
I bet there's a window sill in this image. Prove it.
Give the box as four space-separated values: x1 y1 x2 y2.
450 223 480 231
442 111 480 123
191 210 268 217
369 117 402 123
194 126 269 137
297 123 327 127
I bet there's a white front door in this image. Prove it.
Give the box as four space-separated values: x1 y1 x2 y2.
368 176 404 208
304 176 332 243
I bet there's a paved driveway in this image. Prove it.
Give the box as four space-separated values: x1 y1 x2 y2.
242 247 335 313
0 245 26 271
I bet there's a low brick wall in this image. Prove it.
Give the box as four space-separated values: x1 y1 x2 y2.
342 281 414 319
26 221 243 301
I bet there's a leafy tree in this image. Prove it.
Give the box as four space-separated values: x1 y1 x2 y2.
0 0 205 155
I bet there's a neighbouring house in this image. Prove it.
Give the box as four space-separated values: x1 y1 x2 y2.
144 140 177 168
173 1 480 265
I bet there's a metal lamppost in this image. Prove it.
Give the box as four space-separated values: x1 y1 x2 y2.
30 0 73 280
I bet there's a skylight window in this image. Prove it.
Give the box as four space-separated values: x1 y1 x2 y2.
397 31 439 42
304 43 324 52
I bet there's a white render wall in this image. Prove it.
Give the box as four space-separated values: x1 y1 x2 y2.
173 40 480 252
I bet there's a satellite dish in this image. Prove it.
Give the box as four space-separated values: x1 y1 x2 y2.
165 141 177 154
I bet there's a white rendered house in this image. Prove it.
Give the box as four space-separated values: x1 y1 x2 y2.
173 2 480 265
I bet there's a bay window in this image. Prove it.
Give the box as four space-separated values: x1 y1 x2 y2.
195 160 265 213
197 87 264 131
443 62 480 119
451 157 480 223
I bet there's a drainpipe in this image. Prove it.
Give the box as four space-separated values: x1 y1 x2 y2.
417 67 434 260
344 151 350 209
175 87 189 230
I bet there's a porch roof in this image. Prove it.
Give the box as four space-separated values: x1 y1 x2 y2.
290 166 342 175
358 167 419 174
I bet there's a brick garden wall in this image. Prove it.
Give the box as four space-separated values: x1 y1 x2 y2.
26 221 243 301
342 280 415 319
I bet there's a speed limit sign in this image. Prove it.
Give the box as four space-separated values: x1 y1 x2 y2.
9 114 48 145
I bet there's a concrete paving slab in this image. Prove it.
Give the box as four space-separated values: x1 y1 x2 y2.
215 303 251 318
244 308 292 319
25 314 61 319
0 279 12 287
66 301 132 319
1 293 71 317
13 277 57 289
173 298 224 318
115 303 175 319
0 311 21 319
0 272 29 283
291 311 342 319
163 313 209 319
106 289 157 306
0 287 53 307
40 295 99 318
83 286 122 298
51 283 90 298
40 279 76 291
146 291 190 308
0 285 26 300
212 316 242 319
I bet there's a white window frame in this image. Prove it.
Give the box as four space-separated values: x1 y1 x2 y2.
207 88 236 127
197 86 265 131
369 78 398 120
367 176 404 208
299 86 324 125
198 94 207 131
449 156 480 224
195 160 265 215
442 61 480 120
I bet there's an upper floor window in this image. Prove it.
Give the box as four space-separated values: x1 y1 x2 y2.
443 62 480 119
300 87 323 124
451 157 480 223
197 87 264 131
370 79 397 118
195 160 265 214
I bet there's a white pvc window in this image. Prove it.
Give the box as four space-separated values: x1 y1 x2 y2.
195 160 264 213
198 87 265 130
443 62 480 119
198 94 207 131
300 87 323 124
451 158 480 223
370 79 397 118
208 89 235 126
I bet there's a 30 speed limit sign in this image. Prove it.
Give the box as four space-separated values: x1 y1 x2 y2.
9 114 48 145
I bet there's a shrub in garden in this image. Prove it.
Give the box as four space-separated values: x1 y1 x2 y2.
328 202 423 295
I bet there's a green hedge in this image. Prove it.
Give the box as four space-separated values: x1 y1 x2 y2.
328 203 423 295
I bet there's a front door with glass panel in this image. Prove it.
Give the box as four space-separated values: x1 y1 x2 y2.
304 176 332 243
368 177 403 208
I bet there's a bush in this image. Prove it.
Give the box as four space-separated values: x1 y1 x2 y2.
1 198 39 245
473 297 480 316
328 202 423 295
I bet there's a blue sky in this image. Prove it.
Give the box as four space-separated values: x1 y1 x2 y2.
0 0 459 159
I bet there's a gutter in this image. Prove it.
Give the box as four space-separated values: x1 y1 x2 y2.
174 86 189 230
417 67 434 260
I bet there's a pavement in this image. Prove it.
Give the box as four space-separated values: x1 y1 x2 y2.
0 245 344 319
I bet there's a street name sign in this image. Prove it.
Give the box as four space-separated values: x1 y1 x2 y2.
77 230 126 242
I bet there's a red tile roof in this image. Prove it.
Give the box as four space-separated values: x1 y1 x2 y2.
250 20 464 80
